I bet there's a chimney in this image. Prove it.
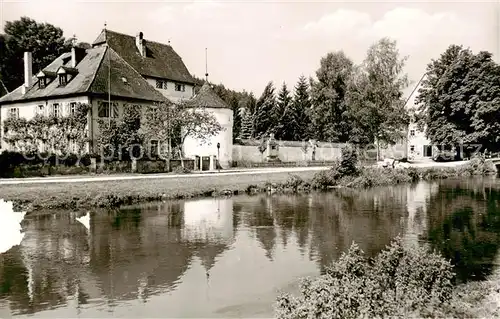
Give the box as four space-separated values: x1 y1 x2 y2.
135 32 146 57
22 52 33 94
70 47 87 68
71 47 77 68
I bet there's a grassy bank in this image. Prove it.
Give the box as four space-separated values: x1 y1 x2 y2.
0 170 321 212
0 150 496 212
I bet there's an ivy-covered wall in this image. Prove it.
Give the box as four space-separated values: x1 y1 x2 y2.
1 103 90 154
0 96 90 150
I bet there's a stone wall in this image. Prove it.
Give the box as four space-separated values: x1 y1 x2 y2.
232 139 344 165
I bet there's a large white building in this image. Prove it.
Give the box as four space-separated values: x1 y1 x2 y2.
0 28 233 168
405 76 433 160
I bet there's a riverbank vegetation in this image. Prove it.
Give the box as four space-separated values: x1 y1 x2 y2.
267 147 497 193
275 237 499 318
1 146 496 212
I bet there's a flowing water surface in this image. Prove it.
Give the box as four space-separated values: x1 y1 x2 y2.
1 177 500 318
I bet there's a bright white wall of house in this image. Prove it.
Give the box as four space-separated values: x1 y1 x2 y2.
145 78 194 102
183 108 233 168
0 96 89 151
407 122 431 159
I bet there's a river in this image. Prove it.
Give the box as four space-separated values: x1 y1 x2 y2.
1 177 500 318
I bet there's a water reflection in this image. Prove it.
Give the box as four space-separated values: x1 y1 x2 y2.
1 178 500 317
425 178 500 282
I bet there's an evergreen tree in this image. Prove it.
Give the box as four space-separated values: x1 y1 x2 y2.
230 94 242 142
239 107 254 140
274 82 292 140
254 82 277 138
292 75 312 141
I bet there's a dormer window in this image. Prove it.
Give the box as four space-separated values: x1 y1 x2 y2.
56 66 78 87
59 74 67 86
38 78 46 89
36 70 56 89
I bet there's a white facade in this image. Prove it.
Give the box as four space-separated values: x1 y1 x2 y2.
145 77 194 102
183 107 233 168
407 122 432 160
405 76 433 160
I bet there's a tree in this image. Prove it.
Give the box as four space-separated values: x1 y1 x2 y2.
1 17 71 91
96 104 143 160
253 82 277 138
239 106 254 140
140 101 180 171
349 38 409 159
176 102 223 167
274 82 292 140
292 75 312 141
120 104 142 157
416 45 500 155
309 51 355 143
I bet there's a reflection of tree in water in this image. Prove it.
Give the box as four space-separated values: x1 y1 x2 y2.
245 197 277 261
426 181 500 283
239 187 407 271
307 188 407 274
272 195 309 249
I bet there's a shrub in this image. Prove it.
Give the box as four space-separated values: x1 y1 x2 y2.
337 145 359 178
275 237 455 319
459 154 497 176
284 174 304 191
174 166 191 174
311 167 339 189
349 166 413 188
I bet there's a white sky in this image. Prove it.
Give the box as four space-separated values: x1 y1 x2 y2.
1 0 498 97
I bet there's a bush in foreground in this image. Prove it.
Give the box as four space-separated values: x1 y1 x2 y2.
275 237 455 319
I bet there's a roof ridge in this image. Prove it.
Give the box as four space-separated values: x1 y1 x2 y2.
85 45 108 93
105 28 177 50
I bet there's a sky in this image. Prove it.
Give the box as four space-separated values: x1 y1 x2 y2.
1 0 498 97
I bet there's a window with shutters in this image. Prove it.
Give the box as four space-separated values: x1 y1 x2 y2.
98 101 119 118
98 102 109 118
50 104 61 117
156 79 163 89
69 102 77 116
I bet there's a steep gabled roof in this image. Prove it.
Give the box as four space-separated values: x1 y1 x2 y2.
0 46 167 104
185 82 230 109
92 29 195 84
89 46 167 101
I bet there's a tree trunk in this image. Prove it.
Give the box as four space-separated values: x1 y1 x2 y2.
166 137 171 172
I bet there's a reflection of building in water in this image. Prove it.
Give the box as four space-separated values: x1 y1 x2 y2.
89 206 193 303
4 212 100 315
404 182 438 246
182 198 236 273
88 199 236 304
182 198 234 244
